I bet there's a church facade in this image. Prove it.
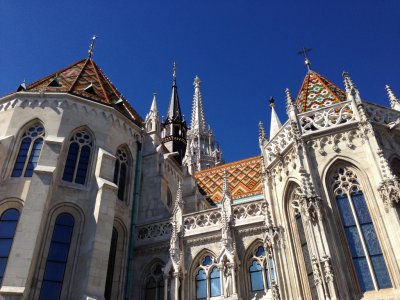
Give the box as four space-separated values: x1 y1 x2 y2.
0 54 399 300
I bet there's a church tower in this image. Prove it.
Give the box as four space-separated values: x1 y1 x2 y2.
183 75 223 173
162 63 187 164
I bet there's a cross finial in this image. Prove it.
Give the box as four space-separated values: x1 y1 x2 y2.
298 47 312 71
88 35 97 58
269 96 275 109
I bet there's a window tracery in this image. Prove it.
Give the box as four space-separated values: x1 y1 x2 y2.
248 245 275 293
113 147 131 201
332 167 392 291
11 123 45 177
143 262 164 300
195 255 221 299
62 129 93 185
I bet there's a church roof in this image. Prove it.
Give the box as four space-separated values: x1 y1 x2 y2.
296 71 347 113
23 58 143 125
195 156 263 204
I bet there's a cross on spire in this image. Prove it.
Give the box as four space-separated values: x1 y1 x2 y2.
88 35 97 58
172 61 177 85
298 47 312 71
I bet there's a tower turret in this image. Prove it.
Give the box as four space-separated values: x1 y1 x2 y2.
162 63 187 163
183 75 223 173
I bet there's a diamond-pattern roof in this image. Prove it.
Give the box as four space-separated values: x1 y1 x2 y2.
24 58 143 125
195 156 263 204
296 71 347 113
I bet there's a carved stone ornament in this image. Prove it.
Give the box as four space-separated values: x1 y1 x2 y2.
321 255 334 283
378 178 400 211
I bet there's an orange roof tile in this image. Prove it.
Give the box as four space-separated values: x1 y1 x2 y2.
195 156 263 204
296 71 346 113
24 58 143 126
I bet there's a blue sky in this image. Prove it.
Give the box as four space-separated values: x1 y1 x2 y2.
1 1 400 162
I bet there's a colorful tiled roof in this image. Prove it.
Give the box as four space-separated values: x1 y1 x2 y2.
296 71 347 113
24 58 143 125
195 156 263 204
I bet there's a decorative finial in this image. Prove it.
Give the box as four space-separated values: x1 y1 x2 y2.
88 35 97 58
285 88 294 106
269 96 275 109
223 171 231 197
297 47 312 71
172 61 177 85
194 75 201 88
258 121 267 144
342 71 357 94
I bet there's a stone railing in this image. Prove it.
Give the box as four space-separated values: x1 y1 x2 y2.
298 100 356 134
136 220 172 242
183 207 222 233
265 121 294 163
232 200 267 225
364 102 400 126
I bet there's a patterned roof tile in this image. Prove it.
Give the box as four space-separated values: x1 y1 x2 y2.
195 156 263 204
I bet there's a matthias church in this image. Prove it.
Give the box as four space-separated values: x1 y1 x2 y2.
0 43 400 300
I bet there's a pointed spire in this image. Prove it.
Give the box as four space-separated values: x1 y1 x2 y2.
17 80 26 92
222 171 231 199
150 93 159 114
343 71 362 104
190 75 207 133
385 85 400 111
88 35 97 58
166 62 183 122
269 97 282 138
258 121 267 145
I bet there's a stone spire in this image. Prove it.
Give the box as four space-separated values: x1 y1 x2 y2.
385 85 400 111
342 71 361 104
269 97 282 139
162 62 187 164
190 76 207 133
183 75 223 173
145 93 160 132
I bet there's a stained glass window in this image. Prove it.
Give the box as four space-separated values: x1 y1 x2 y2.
11 124 45 177
195 255 221 299
39 213 74 300
248 245 276 294
113 148 131 201
0 209 20 284
332 167 392 292
144 262 164 300
62 130 93 185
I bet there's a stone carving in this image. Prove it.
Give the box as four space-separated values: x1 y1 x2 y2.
309 130 359 155
265 122 295 163
137 221 172 240
364 102 400 126
299 101 356 133
232 200 267 221
183 209 222 231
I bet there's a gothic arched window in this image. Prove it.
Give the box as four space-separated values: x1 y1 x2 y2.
62 129 93 185
248 245 276 293
0 208 20 284
332 167 392 291
113 147 131 201
195 255 221 299
104 227 118 300
290 186 317 299
143 262 164 300
39 213 74 300
11 123 45 177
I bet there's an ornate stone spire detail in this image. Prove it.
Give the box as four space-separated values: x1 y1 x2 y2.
269 97 282 139
258 121 267 146
385 85 400 111
220 171 234 248
342 71 361 104
170 181 184 271
191 76 207 134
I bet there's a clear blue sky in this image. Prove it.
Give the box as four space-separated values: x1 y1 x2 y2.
1 1 400 163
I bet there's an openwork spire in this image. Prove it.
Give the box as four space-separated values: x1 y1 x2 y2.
190 75 207 133
269 97 282 139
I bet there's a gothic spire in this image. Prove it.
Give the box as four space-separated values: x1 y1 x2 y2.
385 85 400 111
150 93 159 114
190 75 207 133
166 62 183 122
269 97 282 139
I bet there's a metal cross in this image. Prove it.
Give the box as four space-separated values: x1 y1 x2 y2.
298 47 312 71
88 35 97 58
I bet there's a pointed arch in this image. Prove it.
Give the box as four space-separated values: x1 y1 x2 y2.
10 118 45 178
141 258 165 300
62 126 95 185
324 160 392 292
113 144 133 203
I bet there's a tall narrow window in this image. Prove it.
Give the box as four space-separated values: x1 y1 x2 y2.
248 245 276 293
0 209 20 284
113 148 130 201
62 130 93 185
195 255 221 299
291 187 317 299
104 228 118 300
332 167 392 291
39 213 74 300
144 262 164 300
11 124 45 177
